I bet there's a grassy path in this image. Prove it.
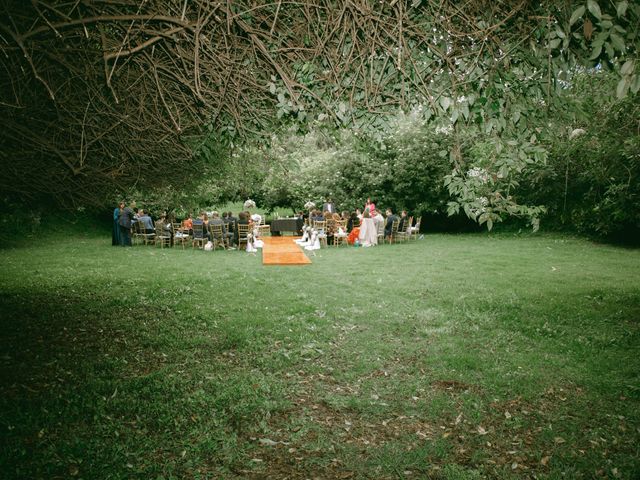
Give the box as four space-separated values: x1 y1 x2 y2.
0 232 638 478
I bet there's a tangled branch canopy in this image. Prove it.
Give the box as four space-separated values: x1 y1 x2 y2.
0 0 637 207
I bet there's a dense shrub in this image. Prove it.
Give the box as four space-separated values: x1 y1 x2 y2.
518 74 640 241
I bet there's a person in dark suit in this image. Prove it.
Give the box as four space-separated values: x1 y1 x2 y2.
384 208 399 239
347 211 358 232
322 198 335 214
210 211 233 245
118 200 136 246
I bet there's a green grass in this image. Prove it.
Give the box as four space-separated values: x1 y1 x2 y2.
0 230 639 479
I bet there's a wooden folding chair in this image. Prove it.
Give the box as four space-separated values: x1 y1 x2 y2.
191 221 207 249
388 219 400 244
209 223 227 250
376 219 385 245
237 223 251 250
155 220 172 248
173 222 189 249
333 220 348 247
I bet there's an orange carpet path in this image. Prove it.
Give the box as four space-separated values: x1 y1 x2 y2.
262 236 311 265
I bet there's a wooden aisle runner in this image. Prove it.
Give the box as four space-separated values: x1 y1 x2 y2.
262 236 312 265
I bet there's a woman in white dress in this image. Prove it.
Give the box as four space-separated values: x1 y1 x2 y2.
358 208 377 247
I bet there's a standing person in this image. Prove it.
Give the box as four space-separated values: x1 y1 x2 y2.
347 211 358 232
118 201 136 246
112 201 124 246
358 208 377 247
364 197 376 215
322 197 335 214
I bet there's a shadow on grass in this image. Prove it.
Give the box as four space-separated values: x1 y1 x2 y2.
0 290 286 479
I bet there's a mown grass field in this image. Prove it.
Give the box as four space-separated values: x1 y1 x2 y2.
0 229 639 479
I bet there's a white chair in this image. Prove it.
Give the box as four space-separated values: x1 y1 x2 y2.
410 216 422 240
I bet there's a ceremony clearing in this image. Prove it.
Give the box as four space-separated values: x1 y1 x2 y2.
262 236 312 266
0 229 639 479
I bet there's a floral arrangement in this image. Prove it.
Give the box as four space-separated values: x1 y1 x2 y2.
304 201 316 210
243 199 256 209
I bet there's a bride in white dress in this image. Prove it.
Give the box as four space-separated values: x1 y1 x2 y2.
358 208 377 247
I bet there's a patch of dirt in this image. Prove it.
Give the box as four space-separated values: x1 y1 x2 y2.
431 379 479 393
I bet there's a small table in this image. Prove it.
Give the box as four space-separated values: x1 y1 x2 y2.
270 218 303 236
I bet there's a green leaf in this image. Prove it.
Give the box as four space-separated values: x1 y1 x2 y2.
461 103 470 120
620 60 633 75
440 96 452 111
487 218 493 231
587 0 601 20
630 75 640 94
549 38 561 49
589 43 602 60
451 108 459 124
616 78 629 99
569 6 586 26
616 1 628 17
610 33 625 52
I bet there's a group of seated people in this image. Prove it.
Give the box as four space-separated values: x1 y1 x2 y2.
301 205 413 248
129 208 262 249
120 200 416 251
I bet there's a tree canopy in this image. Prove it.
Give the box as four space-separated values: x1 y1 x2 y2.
0 1 638 215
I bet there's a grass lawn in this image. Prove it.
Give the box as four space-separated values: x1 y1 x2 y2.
0 229 638 479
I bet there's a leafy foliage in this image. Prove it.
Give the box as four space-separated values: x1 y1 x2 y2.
0 1 638 214
518 71 640 239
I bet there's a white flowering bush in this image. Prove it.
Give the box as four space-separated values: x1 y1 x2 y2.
243 199 256 209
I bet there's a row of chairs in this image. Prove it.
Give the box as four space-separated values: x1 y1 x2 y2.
132 221 254 250
131 215 422 250
382 216 422 243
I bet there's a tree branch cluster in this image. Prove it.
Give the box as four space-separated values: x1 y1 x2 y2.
0 1 632 207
